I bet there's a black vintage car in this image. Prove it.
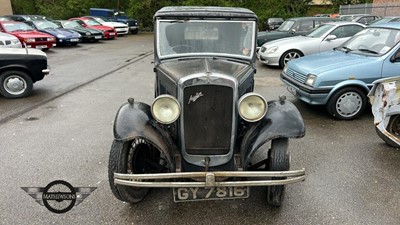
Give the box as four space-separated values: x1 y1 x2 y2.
0 48 50 98
108 6 306 206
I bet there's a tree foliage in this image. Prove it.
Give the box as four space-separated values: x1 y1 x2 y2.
10 0 368 30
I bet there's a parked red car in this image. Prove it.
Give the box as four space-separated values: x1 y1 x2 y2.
69 17 117 39
0 21 56 50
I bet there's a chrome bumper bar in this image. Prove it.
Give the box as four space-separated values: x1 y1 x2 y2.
114 169 305 188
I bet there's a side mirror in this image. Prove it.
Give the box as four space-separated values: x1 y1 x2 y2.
390 51 400 62
325 35 337 41
290 29 296 34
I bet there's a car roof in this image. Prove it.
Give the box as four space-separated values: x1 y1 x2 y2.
324 21 366 26
154 6 257 20
369 22 400 29
287 16 336 21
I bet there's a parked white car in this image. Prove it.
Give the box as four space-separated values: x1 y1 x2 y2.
84 16 129 35
258 21 365 67
0 32 21 48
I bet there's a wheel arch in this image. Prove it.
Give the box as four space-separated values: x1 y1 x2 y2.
113 100 177 171
0 66 33 80
326 81 370 104
279 49 304 67
240 99 305 168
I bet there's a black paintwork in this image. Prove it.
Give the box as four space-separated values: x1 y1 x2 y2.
0 52 47 83
113 6 305 171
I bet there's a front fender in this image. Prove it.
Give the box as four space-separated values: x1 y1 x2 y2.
240 99 305 167
113 99 176 171
326 80 370 103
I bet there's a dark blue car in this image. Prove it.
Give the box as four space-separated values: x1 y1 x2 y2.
24 20 82 46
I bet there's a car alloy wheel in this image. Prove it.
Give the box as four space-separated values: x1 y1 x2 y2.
279 50 303 68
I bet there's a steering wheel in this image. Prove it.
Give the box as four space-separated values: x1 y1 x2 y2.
168 45 197 54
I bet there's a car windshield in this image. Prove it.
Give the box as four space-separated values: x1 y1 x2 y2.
85 19 101 26
157 19 255 59
2 22 34 32
62 21 81 28
339 27 400 55
93 17 106 24
33 21 58 29
306 24 334 38
277 20 295 31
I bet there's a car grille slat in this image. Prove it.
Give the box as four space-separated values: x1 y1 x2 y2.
183 85 233 155
287 67 307 83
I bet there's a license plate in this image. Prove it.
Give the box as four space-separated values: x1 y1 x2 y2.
109 32 115 35
70 39 79 42
173 186 249 202
36 45 48 49
287 85 297 96
95 36 102 39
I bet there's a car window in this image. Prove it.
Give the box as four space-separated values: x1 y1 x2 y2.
330 25 364 38
157 19 255 59
307 24 334 38
344 28 400 55
2 22 33 32
297 20 313 31
33 21 58 29
277 20 295 32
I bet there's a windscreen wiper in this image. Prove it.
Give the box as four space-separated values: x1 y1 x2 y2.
357 48 379 55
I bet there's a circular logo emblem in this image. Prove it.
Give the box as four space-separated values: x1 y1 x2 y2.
42 180 76 214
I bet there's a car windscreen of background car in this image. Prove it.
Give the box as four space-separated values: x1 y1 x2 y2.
277 20 294 32
157 20 255 59
344 28 400 55
306 24 334 38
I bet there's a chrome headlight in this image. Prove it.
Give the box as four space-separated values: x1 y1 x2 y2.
85 32 91 35
238 93 267 122
151 95 181 124
266 46 278 54
47 37 56 41
11 39 20 44
305 74 317 86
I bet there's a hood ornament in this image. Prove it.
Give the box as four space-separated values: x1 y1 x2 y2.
188 92 204 104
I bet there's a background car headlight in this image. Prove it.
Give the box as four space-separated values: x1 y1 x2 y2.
11 39 20 44
85 32 91 35
47 37 55 41
305 74 317 86
24 38 35 43
151 95 181 124
238 93 267 122
266 46 278 54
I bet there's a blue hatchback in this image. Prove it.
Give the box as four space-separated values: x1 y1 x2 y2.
281 22 400 120
25 20 82 46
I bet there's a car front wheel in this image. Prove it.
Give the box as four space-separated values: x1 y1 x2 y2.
327 87 367 120
266 138 290 207
279 50 303 68
0 70 33 99
108 138 167 203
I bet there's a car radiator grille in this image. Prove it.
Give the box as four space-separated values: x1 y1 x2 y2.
287 67 307 83
35 37 48 42
183 85 233 155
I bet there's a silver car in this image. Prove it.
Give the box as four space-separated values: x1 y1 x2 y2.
0 32 21 48
258 21 365 68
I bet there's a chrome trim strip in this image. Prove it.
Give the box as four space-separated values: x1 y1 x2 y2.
114 169 306 188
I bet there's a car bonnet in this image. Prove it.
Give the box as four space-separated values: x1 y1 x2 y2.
288 51 377 75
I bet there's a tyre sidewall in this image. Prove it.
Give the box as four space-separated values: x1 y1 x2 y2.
0 70 33 99
327 87 367 120
108 140 150 203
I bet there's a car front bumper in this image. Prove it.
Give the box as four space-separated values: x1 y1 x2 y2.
257 52 280 66
114 169 305 188
280 72 331 105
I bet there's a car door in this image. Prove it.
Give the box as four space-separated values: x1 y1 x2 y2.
381 45 400 79
320 25 364 52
